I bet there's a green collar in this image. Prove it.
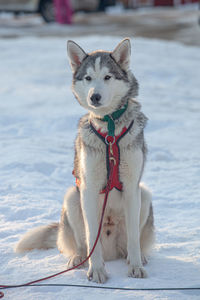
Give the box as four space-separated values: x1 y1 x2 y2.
101 102 128 137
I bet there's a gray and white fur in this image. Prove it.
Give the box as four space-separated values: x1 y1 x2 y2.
15 38 155 283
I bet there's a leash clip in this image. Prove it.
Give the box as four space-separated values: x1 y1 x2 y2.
109 156 116 165
108 142 116 165
109 142 113 155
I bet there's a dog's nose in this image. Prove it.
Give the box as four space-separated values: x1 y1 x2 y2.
90 93 101 106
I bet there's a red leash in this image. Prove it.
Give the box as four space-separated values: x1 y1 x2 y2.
0 160 115 298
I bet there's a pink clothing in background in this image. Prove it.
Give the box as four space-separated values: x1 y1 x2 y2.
54 0 73 24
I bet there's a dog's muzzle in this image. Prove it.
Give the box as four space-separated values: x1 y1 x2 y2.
90 93 102 107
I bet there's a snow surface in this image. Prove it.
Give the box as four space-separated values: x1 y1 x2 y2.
0 36 200 299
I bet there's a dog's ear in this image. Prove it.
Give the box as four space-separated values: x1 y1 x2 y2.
67 40 87 73
111 38 131 71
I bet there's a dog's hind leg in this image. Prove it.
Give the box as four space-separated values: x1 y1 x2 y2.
140 183 155 265
57 186 87 268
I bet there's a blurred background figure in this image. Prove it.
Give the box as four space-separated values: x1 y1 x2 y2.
53 0 73 24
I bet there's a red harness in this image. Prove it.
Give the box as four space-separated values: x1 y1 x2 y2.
74 120 134 193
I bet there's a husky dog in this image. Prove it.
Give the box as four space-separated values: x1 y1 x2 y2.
15 38 155 283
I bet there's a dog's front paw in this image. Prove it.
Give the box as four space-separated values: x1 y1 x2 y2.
67 255 88 269
128 265 147 278
87 265 108 283
141 254 148 266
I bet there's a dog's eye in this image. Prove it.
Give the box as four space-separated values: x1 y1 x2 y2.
104 75 111 81
85 76 92 81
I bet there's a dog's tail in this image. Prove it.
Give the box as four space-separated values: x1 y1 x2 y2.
15 223 59 253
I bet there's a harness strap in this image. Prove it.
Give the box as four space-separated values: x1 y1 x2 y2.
75 120 133 193
90 120 134 193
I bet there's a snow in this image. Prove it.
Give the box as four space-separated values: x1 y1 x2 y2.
0 36 200 300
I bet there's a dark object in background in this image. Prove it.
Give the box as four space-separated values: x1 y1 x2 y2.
199 0 200 26
0 0 55 23
98 0 116 11
39 0 55 22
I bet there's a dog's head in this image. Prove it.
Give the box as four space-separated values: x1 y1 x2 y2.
67 38 138 116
